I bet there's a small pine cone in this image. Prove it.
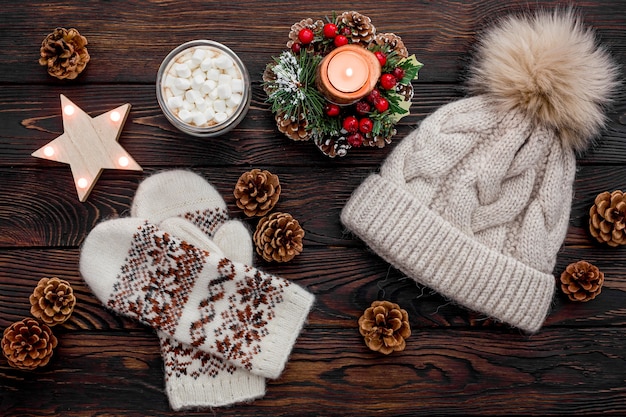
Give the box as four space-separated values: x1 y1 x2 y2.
314 135 350 158
559 261 605 302
337 11 376 46
2 318 58 370
363 131 395 148
358 300 411 355
262 63 277 95
276 111 310 141
286 18 324 51
396 82 414 101
234 169 281 217
371 32 409 58
29 277 76 326
589 190 626 247
254 212 304 262
39 27 90 80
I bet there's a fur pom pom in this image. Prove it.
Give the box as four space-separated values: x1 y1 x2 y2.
468 10 620 152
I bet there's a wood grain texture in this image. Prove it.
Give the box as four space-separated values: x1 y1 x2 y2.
2 328 626 416
1 0 626 416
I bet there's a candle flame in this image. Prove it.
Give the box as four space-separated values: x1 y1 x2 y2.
345 67 353 77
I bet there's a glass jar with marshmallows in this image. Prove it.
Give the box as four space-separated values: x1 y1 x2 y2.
156 40 251 137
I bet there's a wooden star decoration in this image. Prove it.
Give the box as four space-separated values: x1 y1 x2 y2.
32 94 142 202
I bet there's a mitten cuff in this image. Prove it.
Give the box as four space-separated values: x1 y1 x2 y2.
251 281 315 379
166 368 266 410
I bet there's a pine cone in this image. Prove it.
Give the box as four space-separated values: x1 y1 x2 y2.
286 18 324 51
275 111 310 141
234 169 281 217
358 300 411 355
363 131 395 148
559 261 605 302
589 190 626 247
254 212 304 262
262 63 277 95
370 33 409 58
29 277 76 326
313 135 350 158
2 318 58 370
39 27 90 80
396 82 414 101
337 11 376 46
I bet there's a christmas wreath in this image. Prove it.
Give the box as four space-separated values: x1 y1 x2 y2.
263 11 422 157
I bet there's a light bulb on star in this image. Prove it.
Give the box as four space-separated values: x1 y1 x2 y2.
32 94 142 202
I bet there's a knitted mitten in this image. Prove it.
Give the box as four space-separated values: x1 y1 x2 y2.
130 170 263 409
131 169 253 263
79 217 314 386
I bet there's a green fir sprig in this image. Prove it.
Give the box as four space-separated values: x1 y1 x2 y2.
264 51 325 124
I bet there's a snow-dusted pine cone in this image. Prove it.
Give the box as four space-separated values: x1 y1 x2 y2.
337 11 376 46
370 32 409 58
286 17 324 51
314 135 350 158
275 111 310 141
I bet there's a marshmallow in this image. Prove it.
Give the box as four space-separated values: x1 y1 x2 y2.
174 77 191 90
161 44 246 128
167 96 184 109
216 84 232 100
214 112 228 123
173 63 191 78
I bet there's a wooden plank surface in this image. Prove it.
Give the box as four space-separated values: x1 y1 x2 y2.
1 0 625 416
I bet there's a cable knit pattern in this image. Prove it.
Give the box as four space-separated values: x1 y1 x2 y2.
342 96 577 333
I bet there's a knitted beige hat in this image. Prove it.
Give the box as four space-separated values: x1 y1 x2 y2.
341 10 619 333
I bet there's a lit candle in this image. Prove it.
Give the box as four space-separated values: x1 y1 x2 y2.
316 44 381 105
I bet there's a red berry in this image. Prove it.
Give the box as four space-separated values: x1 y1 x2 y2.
392 67 406 81
380 73 397 90
323 23 338 38
341 27 352 36
334 35 349 47
347 132 364 147
298 28 315 45
374 51 387 67
291 43 301 54
324 103 341 117
359 118 373 134
342 115 359 133
355 101 371 116
366 89 381 104
374 97 389 113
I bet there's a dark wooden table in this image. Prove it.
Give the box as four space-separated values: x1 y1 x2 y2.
1 1 625 416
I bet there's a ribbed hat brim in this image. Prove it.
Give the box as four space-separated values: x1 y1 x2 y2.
341 174 555 333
